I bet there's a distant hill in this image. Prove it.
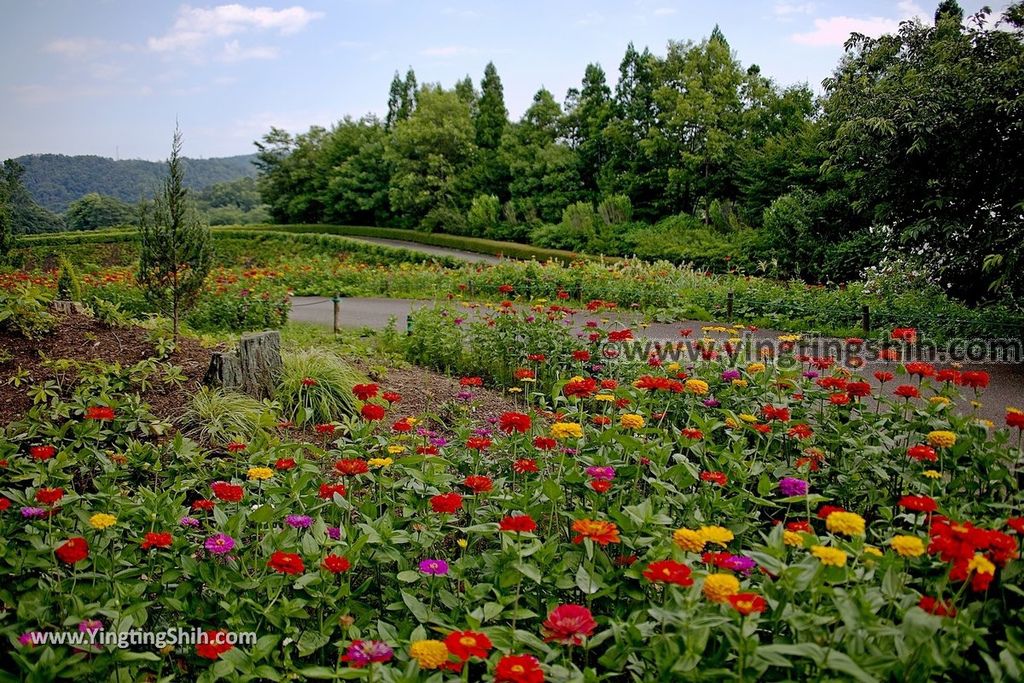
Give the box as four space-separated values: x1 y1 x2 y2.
13 153 259 212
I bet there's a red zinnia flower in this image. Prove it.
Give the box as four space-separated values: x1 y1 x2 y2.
360 404 386 421
874 371 894 383
85 406 115 421
572 350 591 361
817 505 845 519
56 537 89 564
196 630 233 660
315 423 337 435
226 441 247 452
335 459 369 476
464 475 493 493
682 428 704 440
445 630 493 661
499 412 532 434
762 405 790 422
268 550 305 575
607 329 633 342
322 554 351 573
907 445 937 462
894 385 920 399
319 483 347 499
352 383 379 401
30 445 56 461
211 481 244 503
892 328 917 343
35 487 64 505
382 391 402 403
846 381 871 398
905 362 935 378
728 593 767 615
1007 410 1024 430
700 471 727 486
513 458 538 474
919 596 956 617
466 437 492 451
392 419 413 432
643 560 693 586
417 445 439 456
541 604 597 645
563 378 597 398
141 532 173 550
430 492 463 514
494 654 544 683
275 458 296 470
590 479 612 493
533 436 557 451
192 498 215 511
499 514 538 533
899 495 937 513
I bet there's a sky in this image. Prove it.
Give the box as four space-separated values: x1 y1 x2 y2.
0 0 1006 161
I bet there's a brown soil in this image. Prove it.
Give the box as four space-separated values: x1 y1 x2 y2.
358 362 521 426
0 311 218 425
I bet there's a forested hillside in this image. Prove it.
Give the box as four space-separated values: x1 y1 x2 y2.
16 153 257 212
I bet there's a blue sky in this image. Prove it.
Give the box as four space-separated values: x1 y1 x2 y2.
0 0 1004 160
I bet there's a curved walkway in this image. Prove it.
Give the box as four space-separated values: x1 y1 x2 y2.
289 296 1024 423
343 236 502 263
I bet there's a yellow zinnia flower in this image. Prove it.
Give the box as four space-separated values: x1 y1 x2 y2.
673 528 706 553
825 511 865 537
387 445 406 454
89 513 117 530
247 467 273 481
702 573 740 603
551 422 584 440
890 535 925 558
684 379 710 395
732 379 748 388
724 418 739 429
594 394 614 401
620 413 645 429
368 457 394 469
966 553 995 576
739 413 757 424
927 430 957 448
409 640 449 669
929 396 952 407
923 469 941 480
783 530 805 547
746 362 766 374
811 545 848 567
698 525 734 547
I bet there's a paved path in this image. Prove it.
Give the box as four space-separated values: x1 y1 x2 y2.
344 236 501 263
290 296 1023 422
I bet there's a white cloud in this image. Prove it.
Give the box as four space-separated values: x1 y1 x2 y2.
147 4 323 55
221 40 279 61
45 37 134 58
653 7 677 16
441 7 480 19
774 2 816 16
790 2 927 46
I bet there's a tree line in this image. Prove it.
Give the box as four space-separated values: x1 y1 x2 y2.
255 2 1024 305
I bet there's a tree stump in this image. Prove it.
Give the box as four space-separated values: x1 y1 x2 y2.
204 331 282 399
51 300 87 315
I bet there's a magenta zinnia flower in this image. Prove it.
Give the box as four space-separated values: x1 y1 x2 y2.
779 477 809 496
205 533 236 555
341 640 394 668
541 604 597 645
585 466 616 481
286 514 312 529
418 558 449 575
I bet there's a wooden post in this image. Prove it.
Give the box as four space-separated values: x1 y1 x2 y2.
406 313 413 337
332 294 341 335
861 305 871 335
727 291 734 322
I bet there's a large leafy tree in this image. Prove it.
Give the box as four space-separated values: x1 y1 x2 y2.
564 63 613 198
138 127 213 340
821 2 1024 301
473 62 510 198
64 193 136 231
386 86 477 228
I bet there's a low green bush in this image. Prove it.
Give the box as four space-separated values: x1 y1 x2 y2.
179 386 274 445
277 348 364 425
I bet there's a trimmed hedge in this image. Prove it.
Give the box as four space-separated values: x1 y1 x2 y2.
244 224 598 264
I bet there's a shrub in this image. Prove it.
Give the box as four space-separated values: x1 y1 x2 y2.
466 194 501 237
0 285 54 338
597 194 632 226
180 386 273 445
277 348 363 424
55 254 82 301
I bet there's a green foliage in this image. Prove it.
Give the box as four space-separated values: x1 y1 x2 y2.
63 193 136 231
276 348 363 424
466 194 501 237
137 128 214 338
180 386 273 445
55 253 81 300
14 152 257 213
0 285 54 338
821 4 1024 302
1 159 65 234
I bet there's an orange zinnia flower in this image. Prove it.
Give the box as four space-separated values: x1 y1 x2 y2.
571 519 620 546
